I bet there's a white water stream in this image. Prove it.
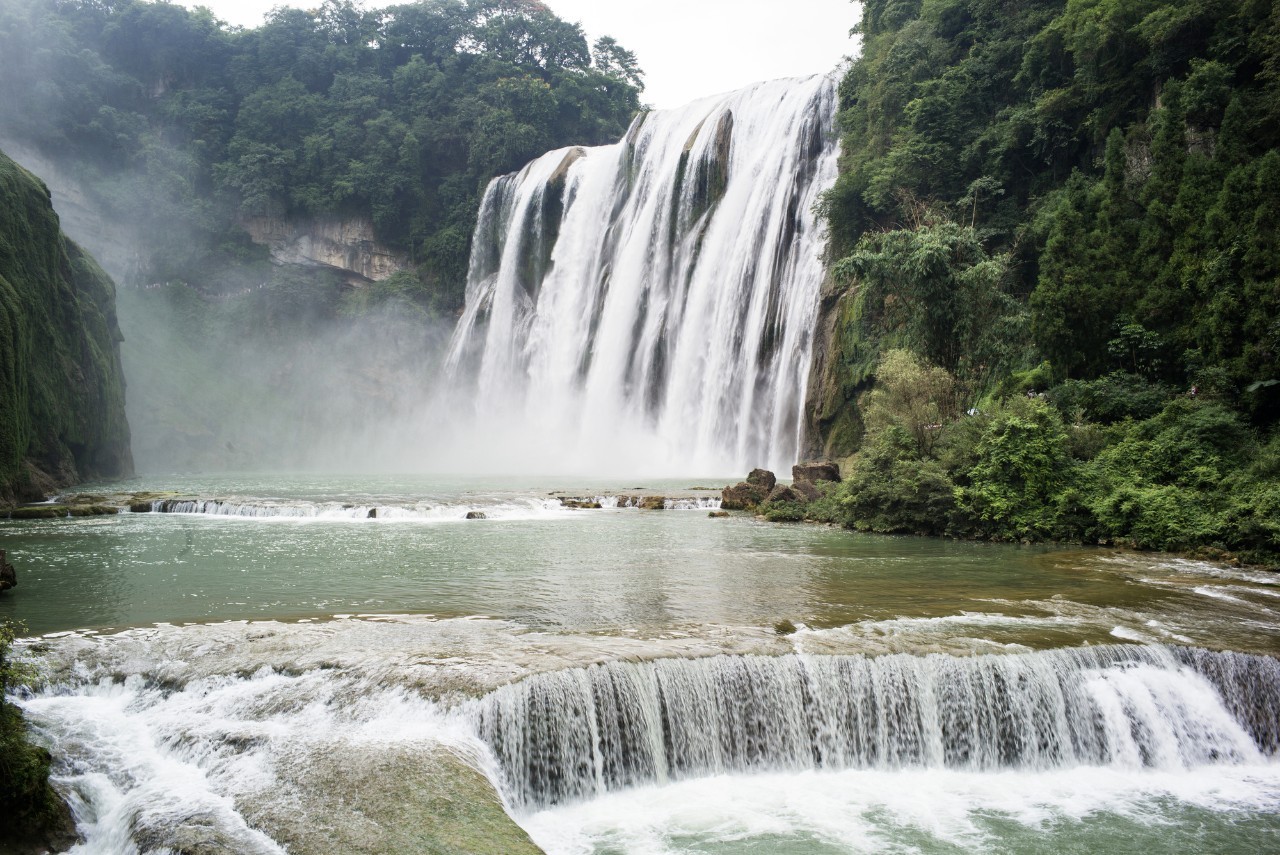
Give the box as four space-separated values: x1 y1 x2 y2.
444 74 840 476
17 632 1280 854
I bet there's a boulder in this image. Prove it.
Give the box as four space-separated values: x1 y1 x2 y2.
1 550 15 592
721 482 767 510
708 510 730 518
792 461 841 484
793 480 822 502
765 485 800 505
465 511 487 520
746 469 777 491
640 496 667 510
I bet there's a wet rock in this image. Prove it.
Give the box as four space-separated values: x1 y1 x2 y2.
774 619 798 636
367 508 378 519
640 496 667 510
561 499 602 509
67 504 118 517
1 550 15 592
792 461 841 483
8 505 66 520
746 469 777 491
129 501 155 513
708 510 730 518
793 480 822 502
765 485 800 505
466 511 487 520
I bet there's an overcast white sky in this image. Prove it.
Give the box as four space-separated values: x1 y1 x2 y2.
184 0 860 108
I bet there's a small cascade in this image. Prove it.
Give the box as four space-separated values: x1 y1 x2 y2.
471 646 1280 809
445 73 840 475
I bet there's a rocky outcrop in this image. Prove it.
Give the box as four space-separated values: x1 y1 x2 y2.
722 469 778 511
803 272 867 461
793 461 841 484
0 149 133 505
793 480 822 502
0 140 146 284
765 485 800 505
243 216 410 283
1 550 14 592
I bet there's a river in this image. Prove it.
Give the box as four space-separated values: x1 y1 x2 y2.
2 475 1278 853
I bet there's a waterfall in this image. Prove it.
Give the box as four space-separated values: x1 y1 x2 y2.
471 646 1280 809
444 73 840 476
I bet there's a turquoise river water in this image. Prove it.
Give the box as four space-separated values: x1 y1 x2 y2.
1 475 1278 854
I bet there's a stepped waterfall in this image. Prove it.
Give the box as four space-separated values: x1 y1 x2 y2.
445 74 840 475
472 646 1280 809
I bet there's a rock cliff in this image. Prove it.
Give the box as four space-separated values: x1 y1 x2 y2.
244 216 410 283
0 149 132 503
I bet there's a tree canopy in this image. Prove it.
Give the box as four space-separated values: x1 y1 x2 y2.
0 0 645 307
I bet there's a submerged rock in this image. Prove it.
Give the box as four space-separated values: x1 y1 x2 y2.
708 510 730 518
8 505 66 520
1 550 15 592
792 461 841 483
241 744 542 855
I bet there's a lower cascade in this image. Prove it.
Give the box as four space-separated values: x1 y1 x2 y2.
444 73 840 475
471 645 1280 809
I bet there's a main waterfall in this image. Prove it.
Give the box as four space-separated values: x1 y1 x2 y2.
445 74 840 476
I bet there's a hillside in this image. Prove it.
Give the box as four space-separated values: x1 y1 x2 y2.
792 0 1280 563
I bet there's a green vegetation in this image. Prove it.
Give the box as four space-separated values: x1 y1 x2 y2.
0 0 644 470
0 150 132 503
0 0 644 308
1 621 73 851
810 0 1279 565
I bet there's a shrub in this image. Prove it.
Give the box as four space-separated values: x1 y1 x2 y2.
955 396 1069 539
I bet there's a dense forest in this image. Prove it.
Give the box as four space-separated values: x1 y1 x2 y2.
791 0 1280 564
0 0 645 469
0 0 642 306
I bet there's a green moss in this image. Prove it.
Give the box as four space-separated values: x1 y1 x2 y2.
0 149 132 505
1 621 76 852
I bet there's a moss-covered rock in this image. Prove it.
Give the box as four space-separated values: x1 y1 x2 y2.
0 149 132 505
241 744 543 855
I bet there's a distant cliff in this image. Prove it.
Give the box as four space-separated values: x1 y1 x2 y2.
0 149 132 503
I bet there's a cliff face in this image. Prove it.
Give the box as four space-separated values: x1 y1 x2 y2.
244 216 410 283
0 149 132 503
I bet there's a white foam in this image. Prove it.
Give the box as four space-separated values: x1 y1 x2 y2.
522 764 1280 855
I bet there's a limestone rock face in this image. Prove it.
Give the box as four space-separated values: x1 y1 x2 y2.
243 216 410 283
793 461 841 484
